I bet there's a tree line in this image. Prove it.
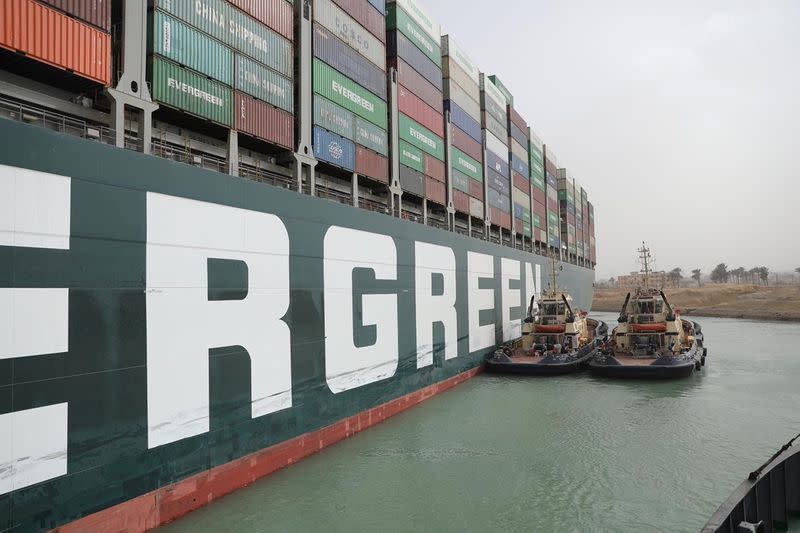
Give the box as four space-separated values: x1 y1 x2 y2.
605 265 800 289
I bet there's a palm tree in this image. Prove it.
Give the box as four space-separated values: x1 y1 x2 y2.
609 277 616 288
667 267 683 287
748 267 759 285
731 267 746 284
711 263 729 283
758 266 770 286
691 269 702 287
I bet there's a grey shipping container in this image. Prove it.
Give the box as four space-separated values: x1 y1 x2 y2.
314 126 356 171
389 58 441 111
451 169 471 193
487 168 510 196
488 187 511 212
510 122 528 149
483 113 508 145
486 151 510 179
314 24 387 100
442 59 480 104
368 0 385 14
235 54 293 112
387 31 442 91
314 95 356 140
355 117 388 156
482 95 506 126
149 11 233 86
333 0 386 43
443 78 480 121
314 0 386 70
399 164 425 197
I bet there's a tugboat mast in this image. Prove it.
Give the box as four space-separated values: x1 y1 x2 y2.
549 252 560 297
638 242 653 291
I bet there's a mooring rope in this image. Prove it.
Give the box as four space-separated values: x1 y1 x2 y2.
749 431 800 481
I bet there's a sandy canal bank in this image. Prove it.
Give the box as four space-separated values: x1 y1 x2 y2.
591 284 800 322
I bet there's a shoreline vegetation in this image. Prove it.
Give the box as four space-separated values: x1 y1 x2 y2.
591 284 800 322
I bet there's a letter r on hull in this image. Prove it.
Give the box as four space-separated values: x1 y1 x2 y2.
146 193 291 449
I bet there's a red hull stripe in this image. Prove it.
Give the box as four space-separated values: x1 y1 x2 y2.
52 366 483 533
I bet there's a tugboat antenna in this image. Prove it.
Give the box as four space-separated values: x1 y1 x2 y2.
549 252 559 296
638 242 652 291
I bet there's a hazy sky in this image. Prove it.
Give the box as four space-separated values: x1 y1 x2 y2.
424 0 800 280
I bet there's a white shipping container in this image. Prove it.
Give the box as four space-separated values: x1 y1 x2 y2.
390 0 440 42
529 128 544 151
443 78 480 120
442 59 480 103
315 0 386 70
485 130 507 160
511 138 528 161
441 35 479 85
512 185 529 205
480 74 506 112
544 145 558 167
470 197 484 218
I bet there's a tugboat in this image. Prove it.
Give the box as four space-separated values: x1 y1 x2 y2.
486 254 608 376
589 243 707 379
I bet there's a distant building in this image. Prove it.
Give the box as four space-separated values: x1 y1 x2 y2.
617 271 667 290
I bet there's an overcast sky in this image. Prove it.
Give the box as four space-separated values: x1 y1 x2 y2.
425 0 800 280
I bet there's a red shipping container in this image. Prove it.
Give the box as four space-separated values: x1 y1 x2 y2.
424 154 445 182
356 146 389 184
567 212 576 225
425 176 446 206
534 200 547 220
509 106 527 131
514 217 524 234
235 91 294 149
468 178 483 200
0 0 111 85
390 58 443 112
331 0 385 43
227 0 294 41
398 85 444 137
36 0 110 32
512 171 529 192
547 197 558 212
451 126 483 163
533 187 546 205
453 189 470 214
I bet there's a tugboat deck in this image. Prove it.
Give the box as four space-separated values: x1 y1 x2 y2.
610 355 664 366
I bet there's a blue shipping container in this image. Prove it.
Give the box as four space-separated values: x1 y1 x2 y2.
445 100 481 143
314 126 356 171
511 153 529 177
313 24 387 100
388 32 442 91
546 172 558 188
368 0 385 15
510 122 528 148
486 150 510 178
488 187 511 212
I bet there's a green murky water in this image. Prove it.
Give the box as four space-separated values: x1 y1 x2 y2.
162 314 800 532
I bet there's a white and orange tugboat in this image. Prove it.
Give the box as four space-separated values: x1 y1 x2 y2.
487 254 608 376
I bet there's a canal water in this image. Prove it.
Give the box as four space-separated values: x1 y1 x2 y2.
162 314 800 532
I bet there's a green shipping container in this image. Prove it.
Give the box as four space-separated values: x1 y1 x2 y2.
399 141 425 173
313 60 387 129
386 4 441 68
532 174 545 191
150 11 233 85
355 117 388 156
151 57 232 126
488 75 513 106
450 147 482 182
153 0 292 79
235 55 293 112
314 96 355 140
523 220 532 235
558 189 567 201
533 213 542 229
399 113 444 161
548 212 559 226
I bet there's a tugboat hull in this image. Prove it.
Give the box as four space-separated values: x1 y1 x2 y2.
588 357 696 379
485 351 597 376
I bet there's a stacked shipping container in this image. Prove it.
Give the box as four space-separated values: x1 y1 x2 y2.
312 0 388 182
490 75 531 239
441 35 483 219
557 168 578 258
588 201 596 264
147 0 295 148
0 0 112 85
529 130 548 246
481 74 511 230
387 0 445 204
543 145 560 250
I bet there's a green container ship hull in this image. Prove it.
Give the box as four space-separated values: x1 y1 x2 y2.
0 120 594 531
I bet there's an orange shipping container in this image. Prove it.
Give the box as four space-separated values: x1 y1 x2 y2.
0 0 111 85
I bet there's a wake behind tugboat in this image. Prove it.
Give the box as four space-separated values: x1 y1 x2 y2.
589 244 707 379
487 254 608 376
